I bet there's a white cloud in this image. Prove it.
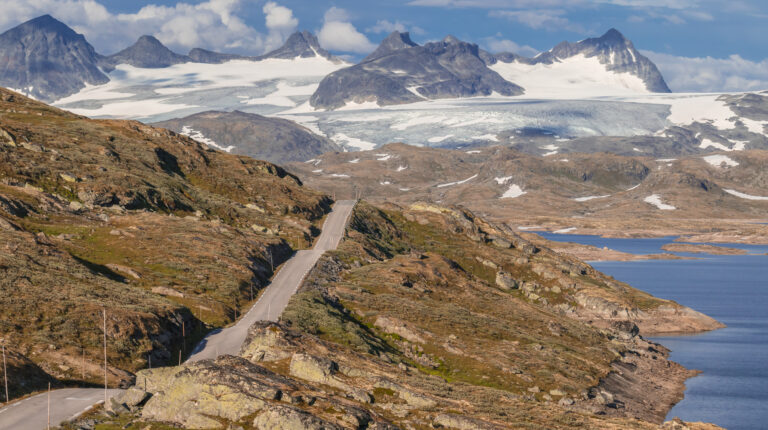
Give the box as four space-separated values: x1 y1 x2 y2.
642 50 768 92
491 9 584 32
317 7 376 54
262 1 299 51
0 0 298 55
368 20 427 35
483 35 539 56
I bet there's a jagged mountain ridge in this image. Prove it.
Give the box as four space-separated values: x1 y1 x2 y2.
310 32 525 110
0 15 108 101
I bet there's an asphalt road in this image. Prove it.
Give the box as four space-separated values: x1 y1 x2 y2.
187 199 356 361
0 200 355 429
0 388 121 430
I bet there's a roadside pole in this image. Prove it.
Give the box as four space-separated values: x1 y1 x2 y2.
2 344 8 404
103 308 107 406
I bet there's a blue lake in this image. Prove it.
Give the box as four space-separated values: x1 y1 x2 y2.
539 233 768 430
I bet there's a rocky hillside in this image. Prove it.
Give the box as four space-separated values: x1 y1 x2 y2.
83 202 723 429
153 110 342 164
0 87 332 398
288 143 768 241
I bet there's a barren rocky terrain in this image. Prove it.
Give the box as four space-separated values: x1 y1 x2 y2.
288 142 768 243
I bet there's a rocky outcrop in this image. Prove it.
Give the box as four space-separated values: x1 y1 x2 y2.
153 110 342 164
310 32 523 110
137 356 292 428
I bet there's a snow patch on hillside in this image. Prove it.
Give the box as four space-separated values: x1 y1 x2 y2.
437 174 478 188
500 184 527 199
644 194 676 210
724 189 768 201
180 126 234 152
574 195 610 202
703 155 739 167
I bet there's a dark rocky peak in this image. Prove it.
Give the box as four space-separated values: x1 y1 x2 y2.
0 14 108 101
257 31 338 61
7 14 77 38
101 35 190 70
188 48 249 64
363 31 419 62
425 35 480 57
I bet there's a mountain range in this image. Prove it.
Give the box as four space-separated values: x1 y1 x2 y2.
0 15 670 105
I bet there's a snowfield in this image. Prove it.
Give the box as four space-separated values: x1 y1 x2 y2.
490 54 650 98
724 189 768 201
644 194 676 210
437 174 479 188
500 184 527 199
703 155 739 167
180 126 234 152
574 195 610 202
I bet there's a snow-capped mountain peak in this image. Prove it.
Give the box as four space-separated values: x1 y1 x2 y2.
490 28 671 95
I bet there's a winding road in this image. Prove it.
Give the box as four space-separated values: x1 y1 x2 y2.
0 200 356 430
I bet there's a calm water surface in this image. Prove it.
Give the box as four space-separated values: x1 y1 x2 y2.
539 232 768 430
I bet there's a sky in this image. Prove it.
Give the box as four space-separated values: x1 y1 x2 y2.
0 0 767 92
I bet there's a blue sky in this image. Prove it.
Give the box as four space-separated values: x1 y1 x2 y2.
1 0 767 92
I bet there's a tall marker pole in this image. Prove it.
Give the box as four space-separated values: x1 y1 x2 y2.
103 308 107 406
2 344 8 404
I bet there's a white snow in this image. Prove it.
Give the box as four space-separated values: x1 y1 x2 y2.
396 165 408 172
500 184 527 199
699 138 734 151
54 57 347 119
240 82 318 107
312 169 323 173
574 195 610 202
329 173 350 178
644 194 676 210
465 150 481 154
180 126 234 152
494 176 513 185
380 181 391 185
399 187 411 191
626 184 641 191
656 158 677 162
553 227 577 234
337 100 381 111
517 226 543 230
437 174 479 188
331 133 376 151
703 154 739 167
428 134 454 143
724 189 768 201
376 154 392 161
490 54 650 98
471 134 499 142
348 158 360 164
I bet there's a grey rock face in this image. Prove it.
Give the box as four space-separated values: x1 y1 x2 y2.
257 31 339 62
310 32 524 110
153 110 342 164
491 29 671 93
188 47 249 64
100 35 190 70
0 15 108 101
